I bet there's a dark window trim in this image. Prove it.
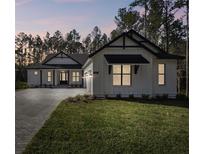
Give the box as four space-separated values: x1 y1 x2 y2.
53 70 55 86
40 70 42 86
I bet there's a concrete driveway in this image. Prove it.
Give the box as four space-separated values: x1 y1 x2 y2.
15 88 86 154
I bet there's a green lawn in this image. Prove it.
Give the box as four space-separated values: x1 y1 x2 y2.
23 100 189 154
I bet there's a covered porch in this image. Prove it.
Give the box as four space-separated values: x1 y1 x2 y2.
40 69 84 88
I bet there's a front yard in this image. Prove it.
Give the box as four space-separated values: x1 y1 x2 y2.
23 99 188 154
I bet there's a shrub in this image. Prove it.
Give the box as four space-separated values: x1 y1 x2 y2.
15 81 29 89
91 95 96 100
104 94 109 99
129 94 134 99
83 94 91 99
162 94 168 100
176 94 188 100
116 94 121 99
142 94 150 100
64 95 93 103
155 95 161 100
155 94 169 100
75 95 81 100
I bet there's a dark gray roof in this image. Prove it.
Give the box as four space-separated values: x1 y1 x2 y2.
69 53 88 65
104 54 149 64
41 53 56 64
26 63 82 69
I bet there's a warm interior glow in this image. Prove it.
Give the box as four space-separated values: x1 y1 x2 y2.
158 74 165 85
158 64 165 85
123 65 130 74
72 71 80 82
61 72 66 81
113 65 121 74
48 71 52 82
158 64 165 74
113 65 131 86
122 75 131 85
113 75 121 85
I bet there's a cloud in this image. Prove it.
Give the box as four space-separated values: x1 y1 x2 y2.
16 0 32 6
53 0 93 3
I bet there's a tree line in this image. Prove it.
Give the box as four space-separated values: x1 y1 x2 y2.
15 27 109 65
16 0 188 66
16 0 188 64
15 0 188 94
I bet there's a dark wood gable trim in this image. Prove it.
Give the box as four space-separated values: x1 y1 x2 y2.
129 29 166 53
108 45 142 48
125 34 158 56
108 32 142 48
89 32 126 57
89 29 182 59
89 30 158 58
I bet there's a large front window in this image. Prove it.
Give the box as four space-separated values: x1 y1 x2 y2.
72 72 80 82
113 65 131 86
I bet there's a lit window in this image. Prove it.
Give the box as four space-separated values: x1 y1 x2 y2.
48 71 52 82
60 71 66 81
113 65 131 86
158 64 165 85
34 71 38 75
122 65 131 85
72 72 80 82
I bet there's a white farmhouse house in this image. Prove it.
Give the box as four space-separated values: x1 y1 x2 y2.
27 29 183 98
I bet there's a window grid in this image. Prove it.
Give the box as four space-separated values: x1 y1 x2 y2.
113 65 131 86
158 64 165 85
72 72 80 82
48 71 52 82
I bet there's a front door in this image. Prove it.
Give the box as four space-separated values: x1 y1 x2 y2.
60 71 68 85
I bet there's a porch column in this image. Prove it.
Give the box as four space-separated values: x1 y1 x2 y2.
53 70 55 86
67 70 70 86
82 70 84 88
40 70 42 86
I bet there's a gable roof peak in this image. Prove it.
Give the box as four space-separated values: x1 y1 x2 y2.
89 29 183 59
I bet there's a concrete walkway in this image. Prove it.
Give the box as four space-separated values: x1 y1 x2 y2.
15 88 86 154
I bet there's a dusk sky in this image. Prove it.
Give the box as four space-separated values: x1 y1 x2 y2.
16 0 134 39
16 0 185 39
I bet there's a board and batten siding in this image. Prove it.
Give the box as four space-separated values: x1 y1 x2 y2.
27 69 83 86
152 59 177 98
84 35 178 98
27 69 41 86
91 47 155 97
83 60 93 94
